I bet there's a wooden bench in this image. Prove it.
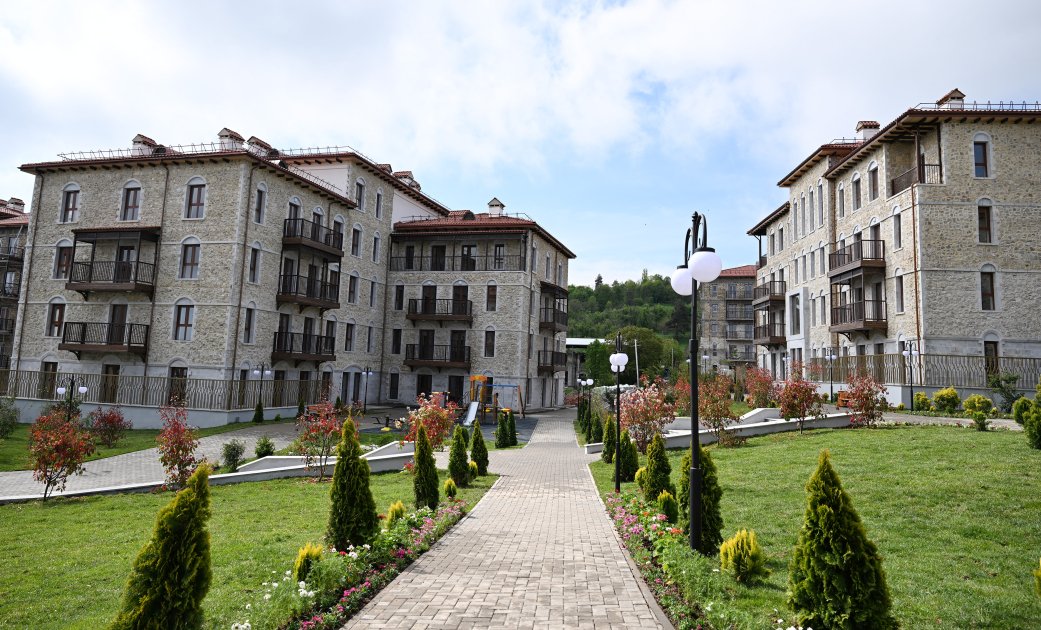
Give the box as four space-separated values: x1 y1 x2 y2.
836 391 851 408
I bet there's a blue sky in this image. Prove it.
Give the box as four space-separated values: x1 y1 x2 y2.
3 0 1040 286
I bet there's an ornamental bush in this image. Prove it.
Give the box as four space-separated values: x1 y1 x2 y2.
787 450 896 630
678 443 723 555
385 500 407 529
699 373 736 438
1012 397 1034 425
84 406 131 448
293 542 323 582
779 369 824 434
932 386 961 415
657 490 679 524
615 429 639 483
252 400 264 423
620 379 676 453
327 419 378 551
221 439 245 472
846 374 888 427
413 423 439 510
458 425 469 447
634 466 648 493
156 400 200 490
963 394 994 416
295 402 341 482
403 393 458 451
745 365 777 409
720 529 770 584
448 426 470 487
643 433 674 503
1025 409 1041 450
254 435 275 458
601 415 616 463
972 411 989 432
507 410 517 446
591 411 603 443
29 411 96 500
988 371 1022 413
913 391 932 412
470 417 488 475
443 478 457 499
0 395 18 439
110 464 212 630
495 411 510 448
468 460 479 479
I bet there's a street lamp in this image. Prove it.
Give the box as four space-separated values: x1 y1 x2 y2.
669 211 723 553
609 333 629 493
583 378 594 426
362 367 374 415
901 342 921 410
826 352 838 403
252 363 272 406
55 377 89 423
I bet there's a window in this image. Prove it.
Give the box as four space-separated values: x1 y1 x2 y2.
288 200 300 219
404 245 415 270
243 307 255 343
545 254 550 279
351 228 361 256
54 245 73 279
852 175 862 210
769 233 775 255
372 235 380 262
808 191 815 231
778 228 784 250
868 165 879 200
391 328 402 354
790 295 801 335
810 253 815 278
838 184 845 217
978 203 992 243
348 275 358 303
366 326 373 353
121 185 141 221
249 247 260 283
810 298 816 326
344 322 355 351
173 302 195 340
253 186 266 223
61 187 80 223
388 372 399 399
375 191 383 219
486 284 497 311
820 295 826 323
818 183 824 224
46 302 65 336
484 330 495 357
557 262 563 286
394 285 404 310
894 213 903 249
493 244 505 270
895 275 904 312
981 270 996 311
974 138 990 177
185 180 206 219
179 243 200 279
355 181 365 209
531 245 537 273
369 281 376 307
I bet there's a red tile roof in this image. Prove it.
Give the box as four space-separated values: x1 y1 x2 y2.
718 264 757 277
0 214 29 226
394 211 575 258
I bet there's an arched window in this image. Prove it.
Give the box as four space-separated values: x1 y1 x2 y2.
891 206 903 249
980 263 997 311
61 183 81 223
53 238 73 279
973 132 992 177
817 179 824 225
355 178 366 211
868 161 879 200
837 182 845 217
243 301 257 343
977 197 994 243
45 297 66 337
344 318 356 351
178 236 201 280
484 326 496 358
375 189 384 219
333 216 345 250
121 179 142 221
486 281 497 312
372 231 381 263
173 298 196 340
288 196 302 220
184 176 207 219
851 173 862 210
253 182 268 224
350 223 363 257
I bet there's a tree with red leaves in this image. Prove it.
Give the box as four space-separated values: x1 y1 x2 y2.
846 373 889 427
745 365 778 409
85 406 132 448
699 373 736 437
620 378 676 453
779 364 825 434
29 411 96 500
296 401 346 481
157 399 200 489
402 392 458 451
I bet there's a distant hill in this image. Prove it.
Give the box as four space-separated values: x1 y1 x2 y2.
567 271 692 344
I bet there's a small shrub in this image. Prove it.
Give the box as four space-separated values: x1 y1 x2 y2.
444 478 457 499
495 411 510 448
385 500 407 529
1025 409 1041 450
293 542 323 582
468 460 479 479
678 443 724 555
620 379 676 452
252 400 264 423
507 410 517 446
221 439 246 472
413 423 439 510
601 416 616 463
448 425 470 487
963 394 993 416
296 402 341 481
972 411 989 432
634 466 648 493
403 393 458 451
720 529 770 583
29 411 96 500
932 387 961 415
615 430 638 483
846 374 888 427
470 418 488 475
0 395 18 439
327 419 378 550
913 391 932 412
84 406 132 448
745 365 776 409
590 413 603 442
254 435 275 458
988 371 1022 413
657 490 678 524
643 433 674 503
458 425 469 447
156 400 199 489
1012 397 1033 425
895 403 906 411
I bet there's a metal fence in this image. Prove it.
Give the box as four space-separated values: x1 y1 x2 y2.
804 354 1041 390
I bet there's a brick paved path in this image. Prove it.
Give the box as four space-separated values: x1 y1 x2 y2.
346 408 669 630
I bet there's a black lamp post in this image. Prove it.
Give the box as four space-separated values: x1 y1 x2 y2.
826 352 838 403
363 367 374 415
669 212 723 553
55 376 89 423
902 341 920 410
609 332 629 493
252 363 272 407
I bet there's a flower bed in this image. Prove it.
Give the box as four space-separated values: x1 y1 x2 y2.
235 501 466 630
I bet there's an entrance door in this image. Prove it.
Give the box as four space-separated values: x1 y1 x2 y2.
984 340 999 376
108 304 128 346
352 372 362 404
419 329 435 360
115 246 136 282
452 285 469 315
416 373 433 398
447 375 464 405
102 364 120 403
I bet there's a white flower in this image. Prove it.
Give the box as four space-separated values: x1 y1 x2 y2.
263 594 271 600
284 570 292 577
349 551 359 559
245 604 251 610
298 581 306 589
363 544 370 550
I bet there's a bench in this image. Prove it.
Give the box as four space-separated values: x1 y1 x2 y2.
836 391 851 408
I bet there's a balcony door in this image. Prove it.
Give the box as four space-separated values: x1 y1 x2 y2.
452 285 468 315
421 285 436 315
107 304 128 346
431 245 446 271
281 258 296 293
416 373 432 398
307 263 319 298
447 375 464 404
303 317 315 353
450 330 466 362
419 329 435 360
115 246 136 282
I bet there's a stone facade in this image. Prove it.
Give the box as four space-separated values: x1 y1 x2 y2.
748 90 1041 397
0 197 28 367
697 264 756 373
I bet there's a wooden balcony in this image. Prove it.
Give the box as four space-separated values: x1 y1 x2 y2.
751 281 785 305
404 344 471 370
276 275 340 311
830 300 887 334
828 240 885 278
538 350 567 375
406 299 473 325
58 322 149 358
889 163 942 196
282 218 344 258
539 307 568 334
753 322 786 346
271 332 336 364
67 261 155 297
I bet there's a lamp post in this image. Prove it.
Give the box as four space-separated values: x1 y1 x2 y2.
901 342 921 410
583 378 594 428
701 354 710 375
669 211 723 553
362 367 374 415
252 363 272 407
826 352 838 403
55 377 89 424
609 333 629 493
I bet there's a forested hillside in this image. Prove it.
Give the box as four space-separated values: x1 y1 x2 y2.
567 271 692 344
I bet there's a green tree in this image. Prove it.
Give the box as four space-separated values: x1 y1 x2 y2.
678 444 724 555
788 450 897 629
448 425 470 487
251 400 264 423
413 423 439 510
616 429 639 482
601 415 616 463
495 411 510 448
507 410 518 446
584 340 613 384
470 417 488 475
643 433 674 502
617 325 667 385
590 411 604 442
110 465 213 630
327 419 378 551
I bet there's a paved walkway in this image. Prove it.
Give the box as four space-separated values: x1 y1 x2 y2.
347 408 668 630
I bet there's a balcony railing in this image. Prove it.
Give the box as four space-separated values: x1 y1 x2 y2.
404 344 471 369
0 318 14 335
830 299 887 333
277 274 340 309
725 287 754 300
538 350 567 374
283 218 344 257
271 332 336 362
406 298 473 323
829 240 885 276
389 254 525 272
752 281 786 305
59 322 149 356
725 326 754 341
539 307 568 333
889 164 942 196
0 244 24 262
726 306 754 320
727 347 757 362
753 322 786 346
67 260 155 293
0 282 17 299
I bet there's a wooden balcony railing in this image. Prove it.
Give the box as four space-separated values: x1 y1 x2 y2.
725 287 754 300
282 218 344 257
404 344 471 369
889 164 942 196
59 322 149 356
389 254 525 272
829 240 885 276
726 306 754 320
67 260 155 295
830 299 887 333
753 322 786 345
725 326 754 341
538 350 567 374
727 347 757 362
752 281 786 305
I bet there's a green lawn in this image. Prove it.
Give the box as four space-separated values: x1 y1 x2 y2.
589 425 1041 629
0 470 496 630
0 420 293 472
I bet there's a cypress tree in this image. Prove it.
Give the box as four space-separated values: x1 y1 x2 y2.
252 400 264 423
470 418 489 475
495 411 510 448
583 410 594 443
643 433 674 503
787 450 897 630
591 411 604 443
678 444 724 555
110 465 213 630
601 416 616 463
458 425 470 447
508 410 517 446
448 425 470 487
413 423 439 510
616 429 639 482
327 419 378 551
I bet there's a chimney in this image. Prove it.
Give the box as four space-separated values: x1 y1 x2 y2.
218 127 244 151
131 134 157 156
246 135 278 158
393 170 420 190
8 198 25 213
937 88 966 109
856 121 880 141
487 197 505 217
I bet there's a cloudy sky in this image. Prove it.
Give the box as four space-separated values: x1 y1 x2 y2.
2 0 1039 286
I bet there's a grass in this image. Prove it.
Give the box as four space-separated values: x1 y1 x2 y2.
0 469 497 630
590 425 1041 629
0 419 294 472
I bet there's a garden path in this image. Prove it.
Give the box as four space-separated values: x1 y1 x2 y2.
346 407 669 630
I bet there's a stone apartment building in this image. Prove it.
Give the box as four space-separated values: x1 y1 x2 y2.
697 264 756 374
747 89 1041 401
0 197 28 368
10 131 572 426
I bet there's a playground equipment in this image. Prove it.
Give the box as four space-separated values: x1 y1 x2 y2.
469 375 525 420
